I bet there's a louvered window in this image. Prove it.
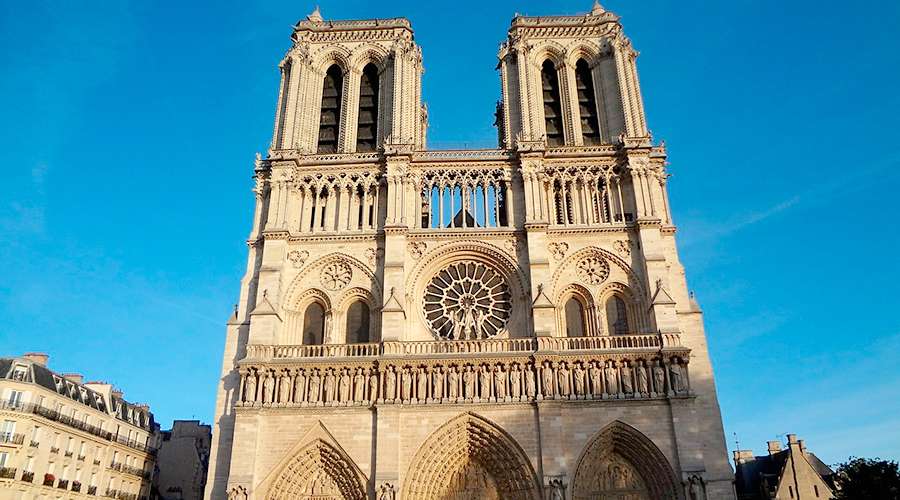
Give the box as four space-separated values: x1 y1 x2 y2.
356 63 379 152
575 59 601 144
541 60 564 146
317 65 343 153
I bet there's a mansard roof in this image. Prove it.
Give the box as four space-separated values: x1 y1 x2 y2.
0 355 156 431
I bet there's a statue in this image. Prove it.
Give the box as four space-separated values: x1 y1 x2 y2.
670 359 684 393
636 360 649 395
417 367 428 400
542 363 554 397
479 366 491 399
401 368 412 401
385 367 396 400
474 308 488 339
339 369 351 402
244 371 257 403
494 366 506 399
688 475 705 500
293 370 306 403
324 369 336 403
378 483 395 500
354 368 365 402
448 366 459 399
557 362 570 397
653 360 666 394
432 367 444 399
604 362 618 395
308 370 321 403
279 372 291 404
510 365 521 398
573 362 585 396
589 362 603 397
463 366 476 399
621 362 634 394
525 366 536 398
548 479 565 500
368 369 379 401
263 372 275 403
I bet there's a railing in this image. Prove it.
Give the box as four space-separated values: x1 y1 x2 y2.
383 338 537 356
0 467 15 479
43 473 55 486
73 480 82 492
0 401 157 455
110 461 148 478
0 433 24 445
29 440 39 447
88 485 98 495
245 333 681 361
21 470 33 483
78 454 86 461
58 479 69 489
64 450 73 457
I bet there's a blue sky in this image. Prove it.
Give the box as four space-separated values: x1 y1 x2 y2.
1 0 898 466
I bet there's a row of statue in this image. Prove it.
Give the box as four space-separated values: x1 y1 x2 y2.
238 357 689 406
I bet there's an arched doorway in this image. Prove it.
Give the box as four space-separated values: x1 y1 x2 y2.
265 439 366 500
572 421 680 500
402 412 541 500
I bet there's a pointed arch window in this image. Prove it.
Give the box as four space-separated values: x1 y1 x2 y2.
345 301 371 343
575 59 601 144
302 302 326 345
564 297 587 337
606 296 629 335
317 65 344 153
541 60 564 146
356 63 380 152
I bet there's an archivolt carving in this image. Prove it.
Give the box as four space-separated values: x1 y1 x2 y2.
572 421 680 500
338 287 376 310
348 43 390 72
564 39 603 67
266 439 366 500
401 412 541 500
310 45 352 74
288 288 332 313
528 40 567 68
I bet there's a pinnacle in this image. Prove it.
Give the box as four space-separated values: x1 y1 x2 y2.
307 5 324 23
590 0 606 15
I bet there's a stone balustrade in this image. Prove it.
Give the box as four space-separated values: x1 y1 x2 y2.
243 333 677 362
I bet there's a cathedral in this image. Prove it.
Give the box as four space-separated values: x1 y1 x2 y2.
206 3 735 499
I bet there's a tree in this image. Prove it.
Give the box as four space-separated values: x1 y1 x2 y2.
834 457 900 500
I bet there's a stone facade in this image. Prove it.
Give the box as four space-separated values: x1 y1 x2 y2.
154 420 211 500
206 3 734 499
0 353 160 500
734 435 835 500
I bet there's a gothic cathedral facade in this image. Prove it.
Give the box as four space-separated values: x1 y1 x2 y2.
206 4 735 500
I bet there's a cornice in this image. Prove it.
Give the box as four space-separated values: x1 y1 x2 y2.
546 224 633 236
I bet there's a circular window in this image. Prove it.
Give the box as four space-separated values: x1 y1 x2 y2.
423 261 511 340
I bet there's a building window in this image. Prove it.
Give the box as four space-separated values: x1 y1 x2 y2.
0 420 15 441
541 60 564 146
605 295 629 335
564 297 587 337
356 63 380 152
0 452 8 468
345 300 371 343
302 302 326 345
317 64 344 153
814 485 819 497
575 59 601 144
275 58 292 150
11 365 27 381
6 390 23 407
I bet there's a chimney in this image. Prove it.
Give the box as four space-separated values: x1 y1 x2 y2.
63 373 84 384
23 352 49 366
733 450 754 464
787 434 799 445
798 439 806 452
111 388 124 399
767 440 782 455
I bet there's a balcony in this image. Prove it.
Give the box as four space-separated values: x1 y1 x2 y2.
58 479 69 489
88 485 98 495
110 461 148 478
78 454 86 461
73 480 82 492
0 401 157 455
50 446 59 454
0 467 16 479
64 450 74 457
29 440 39 448
0 433 24 445
43 473 55 486
245 334 682 362
21 470 34 483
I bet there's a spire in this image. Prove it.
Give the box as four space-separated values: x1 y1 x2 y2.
590 0 606 15
307 6 323 23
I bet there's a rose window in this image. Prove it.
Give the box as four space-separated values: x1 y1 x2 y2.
576 255 610 285
423 261 511 340
320 261 352 291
